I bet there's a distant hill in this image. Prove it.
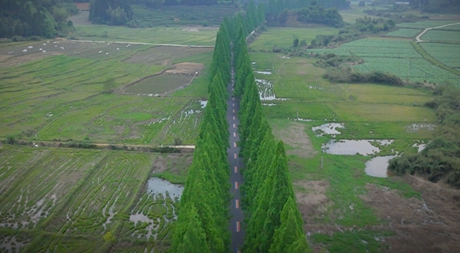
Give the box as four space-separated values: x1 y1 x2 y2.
0 0 78 39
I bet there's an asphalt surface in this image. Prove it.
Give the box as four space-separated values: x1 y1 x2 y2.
228 50 245 253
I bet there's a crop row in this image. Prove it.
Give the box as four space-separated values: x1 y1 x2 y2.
421 43 460 68
383 28 421 38
421 29 460 43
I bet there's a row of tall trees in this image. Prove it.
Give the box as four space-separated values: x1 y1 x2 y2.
231 3 311 252
169 19 232 253
0 0 77 38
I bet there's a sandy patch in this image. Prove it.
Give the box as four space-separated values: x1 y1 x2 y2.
295 180 330 225
165 62 204 75
271 121 317 158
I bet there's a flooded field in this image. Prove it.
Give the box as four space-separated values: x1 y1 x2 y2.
312 123 345 136
322 139 393 156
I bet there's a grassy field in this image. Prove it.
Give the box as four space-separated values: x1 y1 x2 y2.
248 27 339 51
74 25 218 46
249 25 445 249
131 4 238 27
0 40 211 145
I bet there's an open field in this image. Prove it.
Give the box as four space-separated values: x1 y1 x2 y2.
397 20 458 29
131 4 238 27
421 43 460 68
74 25 218 46
0 146 192 252
421 29 460 43
249 23 460 250
309 37 460 85
382 28 421 38
248 27 339 51
0 39 211 145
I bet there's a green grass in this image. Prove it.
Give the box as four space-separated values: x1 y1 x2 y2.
248 27 339 51
421 43 460 68
125 73 193 95
0 41 213 145
383 28 421 38
74 25 218 46
131 4 238 27
421 29 460 43
397 20 459 29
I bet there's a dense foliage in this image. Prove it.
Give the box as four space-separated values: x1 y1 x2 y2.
388 85 460 188
0 0 76 38
265 0 349 25
172 1 309 251
170 20 231 252
296 4 344 27
89 0 133 25
229 4 311 251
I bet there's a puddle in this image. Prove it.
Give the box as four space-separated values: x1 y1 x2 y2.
147 178 184 198
0 236 28 253
309 85 324 90
255 79 276 100
412 142 426 152
406 123 435 132
364 156 395 178
262 103 276 106
313 123 345 136
375 140 393 146
294 118 313 122
322 140 380 156
199 100 208 108
255 70 272 75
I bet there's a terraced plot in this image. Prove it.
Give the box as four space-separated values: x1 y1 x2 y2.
421 43 460 68
421 29 460 43
313 38 460 85
0 41 211 145
397 20 457 29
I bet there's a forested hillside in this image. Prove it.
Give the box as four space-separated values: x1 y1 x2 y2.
0 0 77 38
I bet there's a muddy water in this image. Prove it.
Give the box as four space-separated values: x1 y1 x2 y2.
147 178 184 198
312 123 345 136
323 140 380 156
365 156 396 178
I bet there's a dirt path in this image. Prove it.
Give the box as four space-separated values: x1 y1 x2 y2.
68 39 214 48
415 22 460 42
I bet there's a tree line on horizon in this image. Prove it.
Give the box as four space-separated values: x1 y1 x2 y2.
170 1 310 251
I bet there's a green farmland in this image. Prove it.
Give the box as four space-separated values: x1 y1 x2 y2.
2 2 460 252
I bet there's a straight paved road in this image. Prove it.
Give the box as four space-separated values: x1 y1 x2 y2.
228 49 245 253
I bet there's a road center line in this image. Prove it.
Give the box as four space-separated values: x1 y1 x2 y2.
233 132 236 137
235 181 238 189
234 142 237 147
234 166 238 173
236 199 239 208
236 221 240 232
234 153 237 159
233 123 236 128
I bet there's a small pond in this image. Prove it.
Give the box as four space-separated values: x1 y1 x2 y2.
364 156 396 178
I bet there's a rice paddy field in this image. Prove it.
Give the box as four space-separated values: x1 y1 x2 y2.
397 20 458 29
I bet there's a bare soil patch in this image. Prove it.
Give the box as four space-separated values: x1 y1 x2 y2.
295 180 330 225
271 121 317 158
361 177 460 253
123 46 212 65
165 62 204 75
151 153 193 174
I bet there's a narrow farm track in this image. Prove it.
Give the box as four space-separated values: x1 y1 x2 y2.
68 39 214 48
228 45 244 253
415 22 460 42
